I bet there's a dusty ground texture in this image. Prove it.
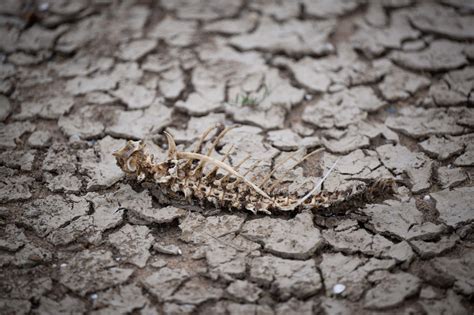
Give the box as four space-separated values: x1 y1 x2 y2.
1 0 474 314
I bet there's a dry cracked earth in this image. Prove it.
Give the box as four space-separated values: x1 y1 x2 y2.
0 0 474 314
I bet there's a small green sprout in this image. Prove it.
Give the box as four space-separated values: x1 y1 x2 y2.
228 84 271 107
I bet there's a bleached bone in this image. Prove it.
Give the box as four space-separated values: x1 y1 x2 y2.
193 125 236 175
259 150 299 188
177 151 271 200
194 125 219 153
205 125 236 157
220 153 250 183
113 129 396 215
204 144 234 180
291 158 340 209
164 131 177 160
268 148 324 192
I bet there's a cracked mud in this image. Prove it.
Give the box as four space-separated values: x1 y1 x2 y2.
0 0 473 314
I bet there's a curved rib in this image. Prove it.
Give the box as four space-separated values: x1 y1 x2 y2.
204 144 235 179
164 131 177 159
268 147 324 192
259 150 299 188
293 158 340 208
177 151 271 200
194 125 238 174
193 125 219 153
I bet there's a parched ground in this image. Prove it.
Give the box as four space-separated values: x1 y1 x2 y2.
1 0 473 314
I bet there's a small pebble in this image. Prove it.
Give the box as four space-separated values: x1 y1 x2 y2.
153 243 182 256
69 134 81 143
90 293 98 300
27 130 52 148
323 42 334 51
38 2 49 11
304 94 312 101
332 283 346 295
60 263 67 268
423 195 431 201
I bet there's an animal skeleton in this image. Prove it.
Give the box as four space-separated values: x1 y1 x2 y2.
113 126 396 214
